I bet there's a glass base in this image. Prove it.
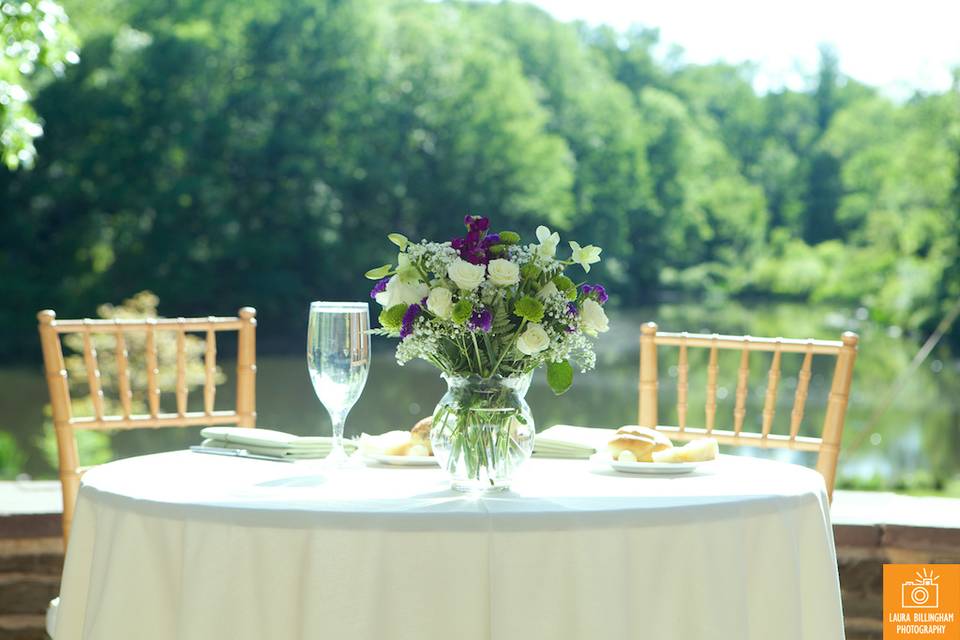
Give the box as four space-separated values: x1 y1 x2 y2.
324 445 351 469
451 479 511 493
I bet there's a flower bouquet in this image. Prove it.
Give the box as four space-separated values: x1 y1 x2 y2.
366 215 609 491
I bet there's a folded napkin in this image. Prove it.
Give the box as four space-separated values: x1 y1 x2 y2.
199 427 357 460
533 425 617 459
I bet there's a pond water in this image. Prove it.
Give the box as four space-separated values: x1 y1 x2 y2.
1 301 958 493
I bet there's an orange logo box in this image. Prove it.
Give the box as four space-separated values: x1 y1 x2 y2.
884 564 960 639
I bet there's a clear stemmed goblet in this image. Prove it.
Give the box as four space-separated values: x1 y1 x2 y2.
307 301 370 466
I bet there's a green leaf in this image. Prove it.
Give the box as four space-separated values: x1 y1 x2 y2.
364 264 393 280
451 299 473 324
388 233 409 250
491 302 512 335
379 304 408 330
546 360 574 395
514 295 544 323
552 275 576 299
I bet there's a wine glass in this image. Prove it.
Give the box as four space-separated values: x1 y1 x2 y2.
307 301 371 466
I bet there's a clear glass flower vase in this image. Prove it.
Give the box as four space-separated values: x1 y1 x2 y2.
429 374 535 492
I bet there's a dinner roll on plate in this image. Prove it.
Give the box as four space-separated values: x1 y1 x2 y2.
607 426 673 462
409 417 433 456
652 438 718 463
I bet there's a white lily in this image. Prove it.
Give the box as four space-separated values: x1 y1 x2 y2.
535 225 560 259
395 253 420 283
569 241 602 272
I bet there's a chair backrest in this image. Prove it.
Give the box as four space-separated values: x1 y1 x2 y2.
37 307 257 545
638 322 858 500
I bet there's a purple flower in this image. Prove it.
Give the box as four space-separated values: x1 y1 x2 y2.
468 308 493 333
453 215 496 264
566 301 578 316
369 276 390 300
464 248 489 265
464 215 489 232
400 304 422 339
581 284 608 304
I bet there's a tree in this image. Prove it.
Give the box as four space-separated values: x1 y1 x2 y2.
0 0 78 168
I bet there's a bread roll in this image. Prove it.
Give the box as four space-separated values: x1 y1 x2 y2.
379 430 414 456
652 438 718 463
607 426 673 462
411 417 433 454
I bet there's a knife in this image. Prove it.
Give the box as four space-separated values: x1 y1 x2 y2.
189 445 296 463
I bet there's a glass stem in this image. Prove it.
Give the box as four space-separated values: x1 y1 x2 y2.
332 413 346 454
325 410 350 466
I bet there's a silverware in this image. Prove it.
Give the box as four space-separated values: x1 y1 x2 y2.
189 445 295 463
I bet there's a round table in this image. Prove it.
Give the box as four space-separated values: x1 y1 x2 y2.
54 451 844 640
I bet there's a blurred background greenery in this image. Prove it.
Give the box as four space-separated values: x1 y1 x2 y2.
1 0 958 492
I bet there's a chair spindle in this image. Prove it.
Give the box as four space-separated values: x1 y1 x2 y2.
176 320 187 416
761 341 782 440
114 321 132 419
705 336 719 433
146 320 160 418
790 345 814 440
733 338 750 434
676 335 688 431
82 322 105 421
204 325 216 415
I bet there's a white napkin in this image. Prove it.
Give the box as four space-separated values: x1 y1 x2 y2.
533 425 617 459
199 427 357 460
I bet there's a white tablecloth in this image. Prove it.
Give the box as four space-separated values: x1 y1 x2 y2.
55 451 844 640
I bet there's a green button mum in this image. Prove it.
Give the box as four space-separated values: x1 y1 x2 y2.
514 295 544 323
379 304 408 331
451 299 473 325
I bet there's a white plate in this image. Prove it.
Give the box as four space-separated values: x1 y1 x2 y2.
364 454 438 467
600 455 702 475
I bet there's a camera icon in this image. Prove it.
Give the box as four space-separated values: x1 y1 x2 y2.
902 573 939 609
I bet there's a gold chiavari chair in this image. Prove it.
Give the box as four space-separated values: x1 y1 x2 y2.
638 322 858 501
37 307 258 546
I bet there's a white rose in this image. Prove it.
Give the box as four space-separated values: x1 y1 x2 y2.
447 259 486 291
487 258 520 287
536 281 559 300
580 298 609 335
516 323 550 356
375 275 429 308
427 287 454 319
535 225 560 259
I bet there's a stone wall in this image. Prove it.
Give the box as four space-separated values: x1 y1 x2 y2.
0 515 61 640
1 513 958 640
838 523 960 640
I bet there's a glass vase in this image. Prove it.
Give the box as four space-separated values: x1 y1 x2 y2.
429 374 535 492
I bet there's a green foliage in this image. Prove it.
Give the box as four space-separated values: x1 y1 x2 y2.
0 0 79 169
0 431 25 477
546 359 573 395
365 264 393 280
0 0 959 358
552 275 576 298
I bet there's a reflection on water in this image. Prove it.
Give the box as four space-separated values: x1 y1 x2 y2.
1 302 958 492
